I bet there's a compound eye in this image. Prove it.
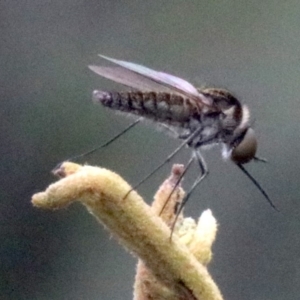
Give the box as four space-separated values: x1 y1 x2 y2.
231 128 257 164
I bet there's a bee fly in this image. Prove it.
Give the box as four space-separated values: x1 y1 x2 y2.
81 55 277 224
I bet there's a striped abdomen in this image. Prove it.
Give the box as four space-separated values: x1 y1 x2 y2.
92 90 206 126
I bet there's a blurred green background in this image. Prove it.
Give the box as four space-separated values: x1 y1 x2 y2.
1 1 300 299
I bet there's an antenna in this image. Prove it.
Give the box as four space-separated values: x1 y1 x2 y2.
236 163 279 211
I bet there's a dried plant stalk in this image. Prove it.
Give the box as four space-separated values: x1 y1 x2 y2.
32 162 223 300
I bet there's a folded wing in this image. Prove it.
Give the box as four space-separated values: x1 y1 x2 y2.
89 55 212 106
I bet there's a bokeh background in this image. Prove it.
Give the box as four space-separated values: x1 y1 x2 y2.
1 1 300 299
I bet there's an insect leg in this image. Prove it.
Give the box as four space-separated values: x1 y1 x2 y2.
170 149 209 240
53 118 142 171
124 126 205 198
159 155 195 216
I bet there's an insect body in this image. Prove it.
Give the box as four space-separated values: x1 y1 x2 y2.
89 55 277 213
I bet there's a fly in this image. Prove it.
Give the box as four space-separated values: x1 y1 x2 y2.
86 55 278 223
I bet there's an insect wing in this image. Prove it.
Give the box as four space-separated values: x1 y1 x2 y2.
89 66 173 92
98 55 212 106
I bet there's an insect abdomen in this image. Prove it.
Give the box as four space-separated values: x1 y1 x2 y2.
92 90 196 124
